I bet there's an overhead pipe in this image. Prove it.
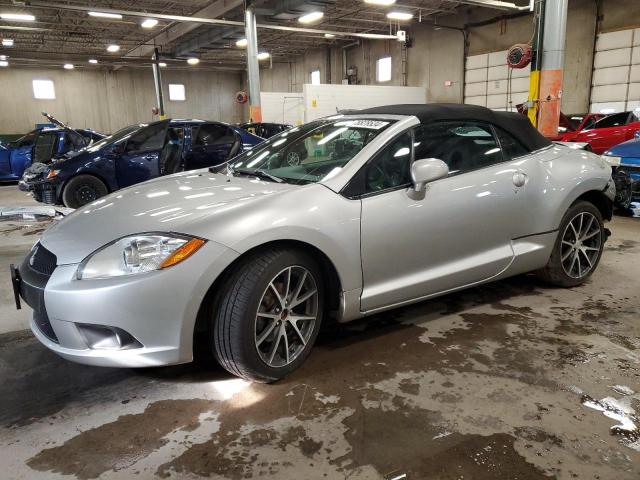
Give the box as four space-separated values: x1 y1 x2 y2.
26 1 398 41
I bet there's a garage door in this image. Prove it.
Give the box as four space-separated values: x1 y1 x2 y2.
464 50 530 111
590 28 640 113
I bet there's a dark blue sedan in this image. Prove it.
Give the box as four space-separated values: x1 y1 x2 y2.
603 134 640 209
0 127 104 182
25 119 263 208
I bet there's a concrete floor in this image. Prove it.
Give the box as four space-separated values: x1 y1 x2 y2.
1 183 639 479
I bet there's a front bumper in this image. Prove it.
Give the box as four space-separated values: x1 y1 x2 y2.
17 240 239 368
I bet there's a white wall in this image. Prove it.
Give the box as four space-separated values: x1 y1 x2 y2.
0 67 244 134
302 84 427 121
260 92 304 125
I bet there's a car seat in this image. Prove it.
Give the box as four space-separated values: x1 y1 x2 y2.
160 130 183 174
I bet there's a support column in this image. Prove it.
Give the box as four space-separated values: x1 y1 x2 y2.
527 0 545 127
152 48 166 120
245 5 262 122
538 0 568 136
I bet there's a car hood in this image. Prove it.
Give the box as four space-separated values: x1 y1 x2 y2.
40 169 296 264
607 138 640 157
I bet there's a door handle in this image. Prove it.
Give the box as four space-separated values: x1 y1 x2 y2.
512 171 528 187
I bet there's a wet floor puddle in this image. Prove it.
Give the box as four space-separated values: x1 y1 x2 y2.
581 387 640 452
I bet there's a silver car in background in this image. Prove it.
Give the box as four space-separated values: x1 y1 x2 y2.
13 104 615 382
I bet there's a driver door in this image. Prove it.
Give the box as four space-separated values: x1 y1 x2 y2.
115 120 169 188
358 122 523 312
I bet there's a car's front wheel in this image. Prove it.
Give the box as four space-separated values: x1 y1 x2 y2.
62 174 108 208
211 248 324 382
537 201 605 287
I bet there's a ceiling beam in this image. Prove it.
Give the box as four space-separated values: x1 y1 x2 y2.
124 0 244 58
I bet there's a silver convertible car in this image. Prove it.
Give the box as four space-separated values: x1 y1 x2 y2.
12 104 615 382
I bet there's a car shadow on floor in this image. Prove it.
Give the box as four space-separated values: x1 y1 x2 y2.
0 273 547 427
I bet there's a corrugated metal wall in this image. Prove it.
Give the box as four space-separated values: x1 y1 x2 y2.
464 50 530 111
590 28 640 113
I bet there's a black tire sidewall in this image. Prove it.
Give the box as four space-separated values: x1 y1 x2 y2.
213 249 324 382
62 175 108 208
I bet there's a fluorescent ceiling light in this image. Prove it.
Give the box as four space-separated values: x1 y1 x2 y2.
386 11 413 20
0 60 8 67
2 38 14 46
364 0 396 5
324 33 335 38
298 11 323 24
106 44 120 52
88 58 98 64
0 13 35 22
257 52 270 60
88 11 123 20
63 63 74 70
159 62 167 67
235 38 248 47
141 18 158 29
187 57 200 65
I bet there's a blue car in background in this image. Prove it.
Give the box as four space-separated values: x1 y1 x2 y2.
0 114 104 182
24 118 263 208
603 134 640 209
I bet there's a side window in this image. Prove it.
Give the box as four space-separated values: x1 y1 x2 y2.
414 122 502 176
33 133 57 163
192 124 236 146
65 132 87 151
593 112 628 129
363 131 413 193
126 123 167 152
494 127 528 160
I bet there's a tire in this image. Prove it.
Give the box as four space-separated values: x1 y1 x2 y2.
211 248 324 382
537 201 605 287
62 174 108 208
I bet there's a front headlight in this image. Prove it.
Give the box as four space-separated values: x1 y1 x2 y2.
602 154 621 167
77 233 206 280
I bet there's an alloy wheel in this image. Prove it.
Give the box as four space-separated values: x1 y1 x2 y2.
286 151 301 166
254 266 319 368
560 212 602 279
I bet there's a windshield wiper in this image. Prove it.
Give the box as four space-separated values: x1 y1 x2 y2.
233 168 284 183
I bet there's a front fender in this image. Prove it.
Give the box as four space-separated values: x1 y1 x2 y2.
184 184 363 293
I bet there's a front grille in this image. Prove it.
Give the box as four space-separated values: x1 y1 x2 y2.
29 244 57 276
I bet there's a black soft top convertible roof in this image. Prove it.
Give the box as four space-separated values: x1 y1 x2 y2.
357 103 552 152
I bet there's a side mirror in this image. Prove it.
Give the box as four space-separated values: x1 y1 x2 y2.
411 158 449 192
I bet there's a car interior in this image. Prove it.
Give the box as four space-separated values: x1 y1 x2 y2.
160 127 185 175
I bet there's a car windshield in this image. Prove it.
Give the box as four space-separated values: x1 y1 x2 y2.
227 117 395 184
84 125 141 153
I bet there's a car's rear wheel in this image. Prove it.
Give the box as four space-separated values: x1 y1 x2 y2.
537 201 605 287
62 174 108 208
211 248 324 382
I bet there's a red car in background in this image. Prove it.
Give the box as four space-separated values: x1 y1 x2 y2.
557 111 640 154
549 112 604 141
